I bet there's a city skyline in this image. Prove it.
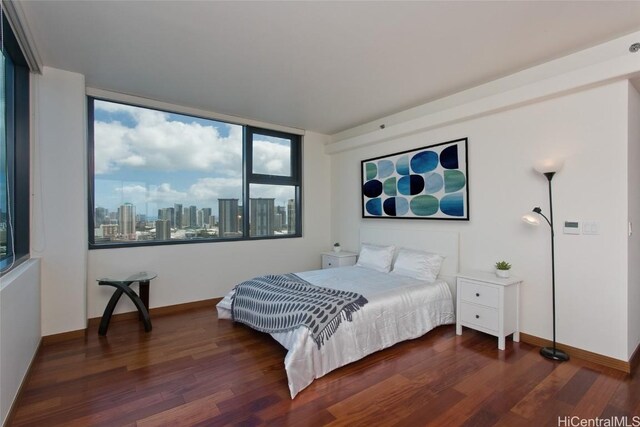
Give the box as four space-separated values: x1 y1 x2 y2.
93 197 295 243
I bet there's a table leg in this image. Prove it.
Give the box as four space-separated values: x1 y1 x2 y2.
99 285 125 336
118 284 152 332
138 280 150 321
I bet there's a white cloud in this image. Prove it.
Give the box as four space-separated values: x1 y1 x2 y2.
94 101 243 176
253 138 291 175
113 183 188 206
148 183 188 204
94 121 131 174
188 177 242 202
112 183 148 207
121 184 147 196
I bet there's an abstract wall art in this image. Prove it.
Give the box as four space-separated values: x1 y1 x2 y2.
361 138 469 220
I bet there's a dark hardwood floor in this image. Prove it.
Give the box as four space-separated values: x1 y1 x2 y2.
9 304 640 426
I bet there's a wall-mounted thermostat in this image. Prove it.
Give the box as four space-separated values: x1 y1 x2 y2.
563 221 581 235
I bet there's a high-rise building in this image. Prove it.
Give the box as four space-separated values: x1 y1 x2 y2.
287 199 296 234
174 204 183 228
219 199 239 236
158 207 172 226
117 203 136 240
250 198 275 237
188 205 197 228
155 219 171 240
95 207 108 227
201 208 212 228
182 207 190 228
275 206 286 231
167 207 175 227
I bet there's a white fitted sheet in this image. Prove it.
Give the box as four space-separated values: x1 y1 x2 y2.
217 266 455 398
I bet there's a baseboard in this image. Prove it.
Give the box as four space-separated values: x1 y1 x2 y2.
44 297 222 343
41 328 86 346
86 297 221 329
520 332 632 373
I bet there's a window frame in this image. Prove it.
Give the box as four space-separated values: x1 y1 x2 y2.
87 97 303 249
244 126 302 239
0 13 30 274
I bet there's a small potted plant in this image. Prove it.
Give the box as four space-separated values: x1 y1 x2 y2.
333 242 341 253
495 261 511 278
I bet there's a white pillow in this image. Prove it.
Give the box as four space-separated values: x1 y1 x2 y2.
391 248 444 282
356 243 396 273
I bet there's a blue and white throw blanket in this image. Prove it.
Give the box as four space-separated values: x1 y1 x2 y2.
231 273 368 349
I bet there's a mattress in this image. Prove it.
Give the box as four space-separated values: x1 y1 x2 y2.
217 265 455 398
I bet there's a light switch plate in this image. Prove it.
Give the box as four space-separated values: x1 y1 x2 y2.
583 221 600 235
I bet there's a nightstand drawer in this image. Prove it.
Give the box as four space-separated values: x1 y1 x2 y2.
460 302 499 331
322 257 336 269
321 252 357 269
459 280 499 308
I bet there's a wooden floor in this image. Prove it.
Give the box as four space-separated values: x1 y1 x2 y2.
8 305 640 426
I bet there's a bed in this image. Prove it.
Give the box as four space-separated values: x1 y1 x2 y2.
216 226 459 398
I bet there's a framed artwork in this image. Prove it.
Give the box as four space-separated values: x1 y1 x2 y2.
361 138 469 220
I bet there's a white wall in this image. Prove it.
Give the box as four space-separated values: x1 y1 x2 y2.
32 67 88 336
86 132 332 318
0 259 41 426
628 82 640 359
330 81 631 360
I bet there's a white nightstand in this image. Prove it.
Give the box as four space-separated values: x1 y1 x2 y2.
321 251 357 269
456 270 522 350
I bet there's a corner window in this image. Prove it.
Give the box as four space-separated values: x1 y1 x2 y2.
88 98 302 248
1 13 30 273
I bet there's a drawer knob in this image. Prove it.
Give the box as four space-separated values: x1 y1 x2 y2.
475 293 480 297
475 314 480 319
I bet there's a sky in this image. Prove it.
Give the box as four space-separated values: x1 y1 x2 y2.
94 100 294 219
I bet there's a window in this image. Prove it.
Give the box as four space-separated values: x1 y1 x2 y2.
1 14 30 273
88 98 302 248
246 127 301 238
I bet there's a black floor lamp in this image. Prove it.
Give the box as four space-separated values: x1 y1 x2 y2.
522 159 569 362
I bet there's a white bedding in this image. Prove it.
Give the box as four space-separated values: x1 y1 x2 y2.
216 266 455 398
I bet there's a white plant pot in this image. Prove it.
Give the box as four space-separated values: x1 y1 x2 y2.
333 246 341 253
496 269 510 278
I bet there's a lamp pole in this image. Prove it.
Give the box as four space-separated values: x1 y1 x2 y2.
540 171 569 362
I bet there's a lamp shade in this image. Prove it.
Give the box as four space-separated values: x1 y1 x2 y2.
534 158 564 174
522 212 540 225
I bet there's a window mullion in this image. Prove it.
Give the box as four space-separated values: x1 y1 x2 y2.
242 126 250 238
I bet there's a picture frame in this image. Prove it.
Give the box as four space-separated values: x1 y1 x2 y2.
361 137 469 220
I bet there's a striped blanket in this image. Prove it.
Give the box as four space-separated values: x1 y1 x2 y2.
231 273 368 348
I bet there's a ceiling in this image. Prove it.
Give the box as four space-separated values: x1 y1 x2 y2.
19 1 640 135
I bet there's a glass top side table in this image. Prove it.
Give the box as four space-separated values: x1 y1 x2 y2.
97 271 157 335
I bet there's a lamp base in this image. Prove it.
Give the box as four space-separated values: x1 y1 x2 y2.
540 346 569 362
